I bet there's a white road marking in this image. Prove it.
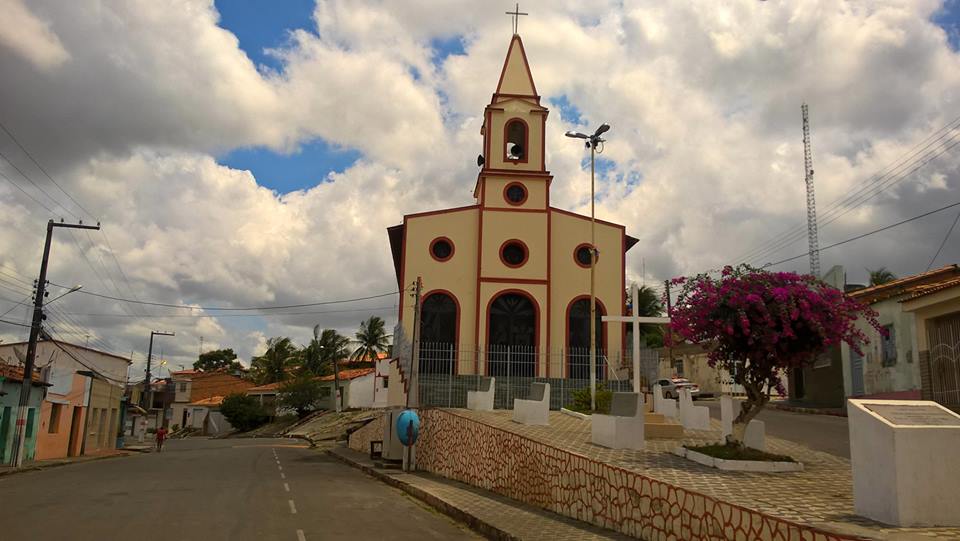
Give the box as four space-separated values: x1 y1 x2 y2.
284 482 290 492
288 499 297 514
278 465 283 471
296 529 306 541
280 472 286 479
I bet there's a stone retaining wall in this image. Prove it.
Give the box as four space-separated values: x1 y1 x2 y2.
411 408 860 541
347 414 384 454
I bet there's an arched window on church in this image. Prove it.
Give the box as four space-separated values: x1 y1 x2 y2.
419 292 458 375
504 119 527 161
567 297 607 380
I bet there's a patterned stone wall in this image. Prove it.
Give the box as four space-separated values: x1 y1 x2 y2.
348 414 385 454
416 409 859 541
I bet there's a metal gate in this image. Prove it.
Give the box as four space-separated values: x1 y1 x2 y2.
926 313 960 412
850 348 865 396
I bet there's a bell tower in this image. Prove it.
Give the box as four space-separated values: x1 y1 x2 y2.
474 34 550 206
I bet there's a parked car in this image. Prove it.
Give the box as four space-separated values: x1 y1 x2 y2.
655 378 701 399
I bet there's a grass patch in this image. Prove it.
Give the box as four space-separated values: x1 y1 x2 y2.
686 443 796 463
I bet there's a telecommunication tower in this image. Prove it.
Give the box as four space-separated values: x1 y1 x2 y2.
801 103 820 277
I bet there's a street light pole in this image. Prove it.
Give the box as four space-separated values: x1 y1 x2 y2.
566 125 610 412
10 219 99 468
143 331 175 411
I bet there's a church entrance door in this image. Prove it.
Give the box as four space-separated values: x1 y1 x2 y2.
419 292 458 375
487 291 537 377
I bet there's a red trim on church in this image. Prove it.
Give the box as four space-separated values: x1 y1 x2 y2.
499 239 529 269
429 236 455 262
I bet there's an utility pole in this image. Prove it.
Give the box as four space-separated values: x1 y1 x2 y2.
143 330 175 411
801 103 821 278
406 277 423 408
11 219 100 468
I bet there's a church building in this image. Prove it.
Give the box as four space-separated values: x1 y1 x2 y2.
388 33 637 380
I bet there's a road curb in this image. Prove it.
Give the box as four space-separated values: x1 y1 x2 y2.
0 451 131 478
327 447 517 541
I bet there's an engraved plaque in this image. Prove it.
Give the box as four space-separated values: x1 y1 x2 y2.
865 404 960 427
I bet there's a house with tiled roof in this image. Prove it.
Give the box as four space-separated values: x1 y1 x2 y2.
171 369 254 430
246 368 378 416
839 264 960 401
901 272 960 413
0 361 48 465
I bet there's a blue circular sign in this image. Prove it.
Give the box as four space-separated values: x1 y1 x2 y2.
396 409 420 446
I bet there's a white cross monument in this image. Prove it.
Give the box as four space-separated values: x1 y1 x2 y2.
602 283 670 393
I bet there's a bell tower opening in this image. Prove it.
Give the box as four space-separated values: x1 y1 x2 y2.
505 119 527 161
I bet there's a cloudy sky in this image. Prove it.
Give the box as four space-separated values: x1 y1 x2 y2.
1 0 959 378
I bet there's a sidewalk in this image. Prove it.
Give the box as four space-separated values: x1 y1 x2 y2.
0 450 131 477
329 445 628 540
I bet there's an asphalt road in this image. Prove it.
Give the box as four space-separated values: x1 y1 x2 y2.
0 438 479 541
700 399 851 458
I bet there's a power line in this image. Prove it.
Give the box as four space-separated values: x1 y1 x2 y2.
0 149 77 219
0 119 96 219
926 209 960 271
61 305 398 319
744 129 960 267
0 168 57 214
762 200 960 269
47 283 404 311
0 318 31 328
735 115 960 266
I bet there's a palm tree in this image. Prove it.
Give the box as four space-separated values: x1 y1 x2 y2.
251 337 299 384
301 326 350 376
351 316 391 362
628 284 666 348
867 267 897 286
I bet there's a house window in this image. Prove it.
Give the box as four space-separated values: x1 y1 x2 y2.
178 382 187 392
382 376 389 389
881 325 897 366
48 403 62 434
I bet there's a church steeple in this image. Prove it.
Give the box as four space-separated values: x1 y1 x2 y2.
495 35 538 98
477 34 549 188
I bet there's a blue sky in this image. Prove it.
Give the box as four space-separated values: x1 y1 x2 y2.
213 0 960 194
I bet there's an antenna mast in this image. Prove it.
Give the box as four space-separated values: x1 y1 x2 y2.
801 103 820 277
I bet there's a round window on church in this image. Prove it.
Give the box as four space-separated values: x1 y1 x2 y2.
503 182 527 205
500 240 528 268
430 237 455 262
574 243 597 268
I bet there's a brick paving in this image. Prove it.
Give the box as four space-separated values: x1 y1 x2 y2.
451 409 960 540
331 446 629 540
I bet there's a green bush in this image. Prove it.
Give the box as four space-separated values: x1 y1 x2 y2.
220 393 270 432
277 376 325 419
567 383 612 414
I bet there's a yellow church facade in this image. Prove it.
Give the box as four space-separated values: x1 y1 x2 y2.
388 34 637 379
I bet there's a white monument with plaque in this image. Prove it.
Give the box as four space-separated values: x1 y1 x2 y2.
848 399 960 527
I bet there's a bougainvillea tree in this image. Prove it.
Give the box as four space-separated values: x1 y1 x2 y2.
668 265 882 445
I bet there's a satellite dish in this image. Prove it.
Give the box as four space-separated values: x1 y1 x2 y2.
508 143 524 159
477 154 485 167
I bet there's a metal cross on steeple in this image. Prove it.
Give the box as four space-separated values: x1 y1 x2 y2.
505 3 528 35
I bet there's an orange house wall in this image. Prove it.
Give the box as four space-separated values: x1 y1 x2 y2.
35 373 88 460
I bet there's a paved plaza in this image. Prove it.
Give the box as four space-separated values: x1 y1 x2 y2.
451 409 960 540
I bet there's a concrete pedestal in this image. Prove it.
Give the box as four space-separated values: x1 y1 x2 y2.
848 399 960 527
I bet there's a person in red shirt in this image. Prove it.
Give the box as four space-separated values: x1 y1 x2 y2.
155 426 168 452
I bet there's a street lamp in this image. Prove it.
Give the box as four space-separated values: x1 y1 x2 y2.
45 284 82 304
143 330 175 410
565 123 610 411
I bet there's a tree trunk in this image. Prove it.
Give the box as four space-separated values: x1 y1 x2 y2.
725 368 769 447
